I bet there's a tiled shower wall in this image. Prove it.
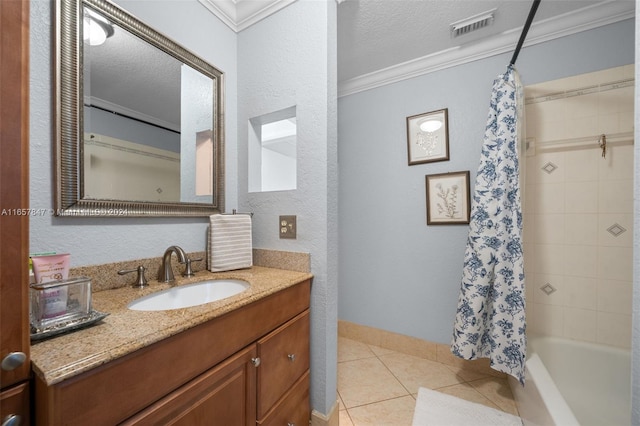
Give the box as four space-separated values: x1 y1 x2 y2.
523 65 634 349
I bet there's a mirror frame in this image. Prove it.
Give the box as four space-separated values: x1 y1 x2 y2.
55 0 225 217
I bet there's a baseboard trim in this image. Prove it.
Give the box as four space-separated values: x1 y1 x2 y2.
311 399 339 426
338 319 505 379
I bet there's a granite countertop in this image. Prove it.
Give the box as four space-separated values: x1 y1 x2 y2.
31 266 313 386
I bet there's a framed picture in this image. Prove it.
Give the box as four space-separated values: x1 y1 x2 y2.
425 171 470 225
406 108 449 165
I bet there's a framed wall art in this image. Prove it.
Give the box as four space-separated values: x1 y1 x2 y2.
406 108 449 165
425 171 470 225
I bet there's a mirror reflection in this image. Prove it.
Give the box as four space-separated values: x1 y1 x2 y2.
82 5 214 204
55 0 224 217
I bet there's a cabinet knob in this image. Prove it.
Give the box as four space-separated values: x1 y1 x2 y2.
1 414 21 426
287 423 295 426
287 353 296 362
1 352 26 371
251 357 261 367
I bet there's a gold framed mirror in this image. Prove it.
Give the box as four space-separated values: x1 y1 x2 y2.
55 0 225 217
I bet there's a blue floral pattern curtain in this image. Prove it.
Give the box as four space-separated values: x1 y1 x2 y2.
451 65 526 384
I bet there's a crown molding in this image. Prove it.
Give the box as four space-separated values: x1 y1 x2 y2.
338 0 635 98
198 0 297 32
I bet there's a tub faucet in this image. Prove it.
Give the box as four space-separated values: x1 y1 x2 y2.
158 245 187 283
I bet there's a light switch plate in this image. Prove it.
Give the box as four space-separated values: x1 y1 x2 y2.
279 215 297 239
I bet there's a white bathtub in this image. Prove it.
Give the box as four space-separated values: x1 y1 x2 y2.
509 335 631 426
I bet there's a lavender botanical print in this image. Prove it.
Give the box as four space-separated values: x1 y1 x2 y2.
451 65 527 384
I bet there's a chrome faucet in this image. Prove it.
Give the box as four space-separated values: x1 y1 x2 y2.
158 245 187 283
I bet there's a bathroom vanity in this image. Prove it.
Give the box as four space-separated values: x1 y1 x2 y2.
31 267 312 425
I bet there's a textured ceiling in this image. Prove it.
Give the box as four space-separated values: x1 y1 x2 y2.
86 19 182 130
337 0 603 82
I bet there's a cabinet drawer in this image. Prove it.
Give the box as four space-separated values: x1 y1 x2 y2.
257 310 309 418
122 345 257 426
258 370 309 426
1 382 30 426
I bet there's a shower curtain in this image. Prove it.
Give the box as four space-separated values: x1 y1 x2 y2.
451 65 526 384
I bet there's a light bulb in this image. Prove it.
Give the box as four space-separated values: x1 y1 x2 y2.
83 10 113 46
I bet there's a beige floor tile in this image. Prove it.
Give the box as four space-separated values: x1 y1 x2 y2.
339 337 377 363
339 409 355 426
378 352 466 394
338 357 409 408
468 377 519 416
368 344 396 357
444 363 491 382
337 332 519 423
434 382 501 410
347 396 416 426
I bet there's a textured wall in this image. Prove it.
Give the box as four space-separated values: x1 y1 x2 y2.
237 0 338 415
29 0 238 265
632 3 639 423
337 20 635 345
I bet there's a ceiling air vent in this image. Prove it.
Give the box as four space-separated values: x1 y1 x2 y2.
450 9 496 38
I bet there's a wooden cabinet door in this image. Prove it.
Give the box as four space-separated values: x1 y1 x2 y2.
0 382 30 426
0 0 31 391
258 372 309 426
256 310 310 419
121 345 257 426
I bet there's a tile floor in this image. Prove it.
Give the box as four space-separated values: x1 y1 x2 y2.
338 337 520 425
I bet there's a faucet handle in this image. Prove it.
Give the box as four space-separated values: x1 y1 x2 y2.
118 265 148 288
182 257 203 277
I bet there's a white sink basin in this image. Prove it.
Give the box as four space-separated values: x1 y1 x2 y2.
128 279 250 311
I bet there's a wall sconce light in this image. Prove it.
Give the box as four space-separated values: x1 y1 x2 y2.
83 9 114 46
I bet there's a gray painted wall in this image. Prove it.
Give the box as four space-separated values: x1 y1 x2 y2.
237 0 338 414
337 20 634 345
633 2 639 423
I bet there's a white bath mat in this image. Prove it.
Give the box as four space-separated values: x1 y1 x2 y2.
412 387 522 426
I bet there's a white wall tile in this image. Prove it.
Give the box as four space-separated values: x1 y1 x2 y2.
565 181 598 213
525 271 536 302
598 246 633 281
597 213 633 247
532 273 564 305
597 112 621 135
522 214 535 244
565 213 598 245
533 243 565 275
597 312 632 348
533 152 565 183
564 148 599 182
534 183 566 214
618 112 634 133
563 307 597 342
597 279 633 314
598 179 633 213
599 87 633 115
564 276 597 310
530 303 564 337
599 143 634 180
533 213 565 244
523 243 535 276
565 244 598 277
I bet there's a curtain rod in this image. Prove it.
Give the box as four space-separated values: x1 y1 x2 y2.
510 0 541 66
